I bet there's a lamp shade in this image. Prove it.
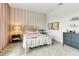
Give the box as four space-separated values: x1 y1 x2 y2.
13 26 21 30
11 25 22 35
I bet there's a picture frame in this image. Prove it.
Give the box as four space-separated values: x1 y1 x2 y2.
52 22 59 30
48 22 59 30
48 23 53 29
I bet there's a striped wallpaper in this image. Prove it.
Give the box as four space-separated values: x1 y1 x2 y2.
0 5 46 52
10 7 46 29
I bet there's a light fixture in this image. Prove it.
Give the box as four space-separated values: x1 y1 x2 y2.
58 3 63 6
11 25 22 35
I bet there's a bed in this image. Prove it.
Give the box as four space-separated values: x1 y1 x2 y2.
22 26 52 55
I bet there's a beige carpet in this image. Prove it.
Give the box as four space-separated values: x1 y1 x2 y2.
0 41 79 56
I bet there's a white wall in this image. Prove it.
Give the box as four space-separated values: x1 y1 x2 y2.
10 7 46 29
47 3 79 43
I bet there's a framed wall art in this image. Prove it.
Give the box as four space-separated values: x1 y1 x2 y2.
52 22 59 30
48 23 53 29
48 22 59 30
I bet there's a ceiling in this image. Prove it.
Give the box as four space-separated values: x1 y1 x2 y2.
9 3 79 14
9 3 61 14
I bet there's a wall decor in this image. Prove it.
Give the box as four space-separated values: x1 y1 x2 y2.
48 22 59 30
71 17 79 21
52 22 59 30
70 24 79 27
48 23 52 29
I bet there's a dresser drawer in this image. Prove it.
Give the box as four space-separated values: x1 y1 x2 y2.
64 40 71 46
64 37 71 42
72 38 79 43
72 42 79 49
63 32 79 50
72 34 79 43
63 33 72 37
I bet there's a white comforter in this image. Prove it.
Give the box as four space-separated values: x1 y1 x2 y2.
23 33 51 49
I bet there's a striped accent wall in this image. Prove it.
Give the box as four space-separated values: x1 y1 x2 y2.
10 8 46 29
0 3 10 51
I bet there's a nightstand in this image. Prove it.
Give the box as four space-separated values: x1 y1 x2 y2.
11 34 21 42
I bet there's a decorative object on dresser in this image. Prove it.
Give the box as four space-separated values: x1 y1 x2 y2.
63 32 79 49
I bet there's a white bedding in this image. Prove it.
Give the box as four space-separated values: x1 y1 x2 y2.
23 33 52 54
23 33 51 47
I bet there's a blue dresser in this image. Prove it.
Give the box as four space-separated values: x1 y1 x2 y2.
63 32 79 49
